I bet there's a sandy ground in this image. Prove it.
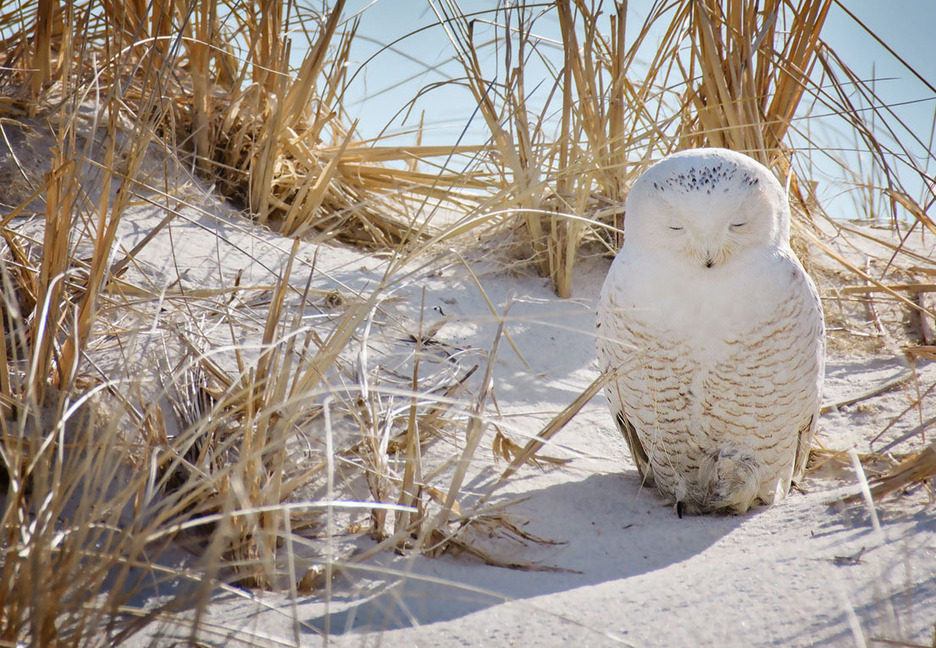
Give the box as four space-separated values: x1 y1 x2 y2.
3 127 935 646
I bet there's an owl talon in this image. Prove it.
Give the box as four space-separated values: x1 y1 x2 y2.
676 501 684 518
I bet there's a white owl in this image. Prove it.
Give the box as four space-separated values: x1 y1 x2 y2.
596 148 824 515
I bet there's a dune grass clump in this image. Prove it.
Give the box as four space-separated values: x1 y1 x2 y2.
0 2 469 642
0 0 487 247
0 99 172 647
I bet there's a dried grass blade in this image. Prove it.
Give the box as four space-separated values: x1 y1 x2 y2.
797 224 926 314
395 288 426 540
478 369 612 507
31 150 75 398
428 309 507 536
282 0 346 131
838 284 936 296
840 444 936 504
282 121 356 237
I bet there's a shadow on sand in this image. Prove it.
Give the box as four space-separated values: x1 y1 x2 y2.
302 469 754 635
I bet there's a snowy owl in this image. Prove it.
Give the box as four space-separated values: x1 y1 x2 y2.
595 148 824 516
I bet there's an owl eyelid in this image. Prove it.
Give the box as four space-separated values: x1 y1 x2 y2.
668 226 684 231
730 222 747 228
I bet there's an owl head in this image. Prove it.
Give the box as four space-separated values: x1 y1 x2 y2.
622 148 792 269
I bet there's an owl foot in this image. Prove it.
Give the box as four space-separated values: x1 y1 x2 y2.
698 445 763 514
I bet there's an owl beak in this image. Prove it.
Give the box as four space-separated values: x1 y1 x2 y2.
693 236 724 268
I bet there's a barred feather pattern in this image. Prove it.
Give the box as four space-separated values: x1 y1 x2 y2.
595 148 824 515
598 265 822 514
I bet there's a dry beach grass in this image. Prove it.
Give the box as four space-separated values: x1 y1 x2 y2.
0 0 934 645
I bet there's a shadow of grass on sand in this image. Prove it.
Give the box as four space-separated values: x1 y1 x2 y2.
301 470 750 635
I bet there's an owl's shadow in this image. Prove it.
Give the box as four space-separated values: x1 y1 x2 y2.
302 470 752 636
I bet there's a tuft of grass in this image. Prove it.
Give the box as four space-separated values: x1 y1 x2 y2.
0 0 487 248
0 70 181 648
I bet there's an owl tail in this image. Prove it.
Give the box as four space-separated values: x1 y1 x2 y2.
697 445 766 514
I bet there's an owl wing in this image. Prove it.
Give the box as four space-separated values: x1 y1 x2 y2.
781 254 824 486
792 413 816 484
614 409 653 486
